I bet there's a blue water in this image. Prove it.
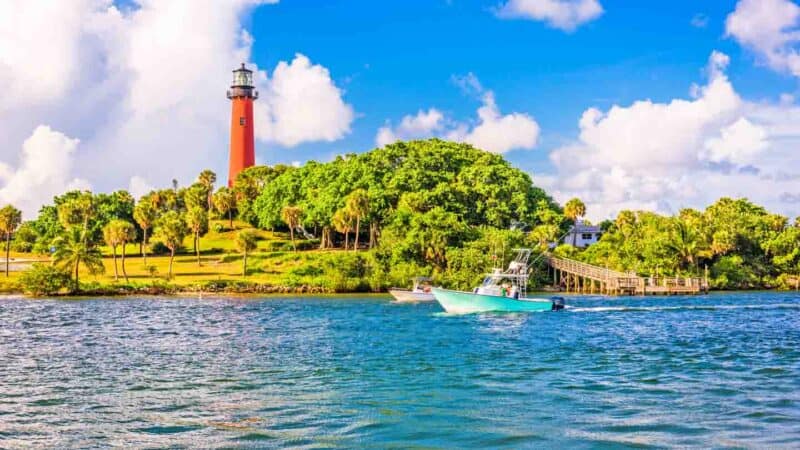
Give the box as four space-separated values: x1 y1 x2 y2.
1 292 799 448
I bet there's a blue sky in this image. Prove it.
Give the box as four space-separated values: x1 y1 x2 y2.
247 0 795 175
1 0 799 219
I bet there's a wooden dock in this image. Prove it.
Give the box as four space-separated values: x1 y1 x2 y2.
544 255 708 295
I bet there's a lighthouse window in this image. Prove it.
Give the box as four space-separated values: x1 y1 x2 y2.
239 117 246 126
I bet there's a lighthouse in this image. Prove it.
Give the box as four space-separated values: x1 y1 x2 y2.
227 63 258 186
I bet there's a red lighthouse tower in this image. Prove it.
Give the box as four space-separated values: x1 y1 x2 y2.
227 63 258 186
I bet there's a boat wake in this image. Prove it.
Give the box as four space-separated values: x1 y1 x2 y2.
566 303 800 313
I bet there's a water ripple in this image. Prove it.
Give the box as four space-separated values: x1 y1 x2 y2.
0 292 799 448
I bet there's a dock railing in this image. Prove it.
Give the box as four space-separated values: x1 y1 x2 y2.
544 254 708 295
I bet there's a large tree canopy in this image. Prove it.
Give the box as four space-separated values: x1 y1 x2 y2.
252 139 557 233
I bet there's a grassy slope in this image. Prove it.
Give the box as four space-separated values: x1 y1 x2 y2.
2 221 353 292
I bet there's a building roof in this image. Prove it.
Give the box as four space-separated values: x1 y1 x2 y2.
569 223 602 234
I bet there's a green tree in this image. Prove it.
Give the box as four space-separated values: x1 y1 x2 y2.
116 221 136 282
235 229 258 277
103 220 136 282
197 169 217 211
133 200 157 266
280 205 303 252
0 205 22 277
103 221 122 281
53 227 104 291
235 165 291 225
94 190 135 239
183 183 208 211
332 208 353 250
345 189 370 252
57 192 94 232
186 206 208 266
666 219 707 273
11 221 37 253
213 187 236 228
564 197 586 247
154 211 188 279
252 140 558 237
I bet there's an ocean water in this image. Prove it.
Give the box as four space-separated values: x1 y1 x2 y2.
0 292 799 449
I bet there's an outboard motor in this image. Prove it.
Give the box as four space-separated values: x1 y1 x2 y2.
551 296 566 311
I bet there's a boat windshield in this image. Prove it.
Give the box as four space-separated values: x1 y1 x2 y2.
482 277 497 286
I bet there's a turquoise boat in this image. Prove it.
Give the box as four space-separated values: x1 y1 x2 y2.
432 249 557 314
432 288 554 314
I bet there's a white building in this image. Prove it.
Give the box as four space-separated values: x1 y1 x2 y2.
564 221 603 248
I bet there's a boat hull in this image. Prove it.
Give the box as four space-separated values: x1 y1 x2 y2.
432 288 553 314
389 289 436 302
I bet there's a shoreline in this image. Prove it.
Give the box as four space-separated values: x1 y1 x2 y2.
0 284 794 299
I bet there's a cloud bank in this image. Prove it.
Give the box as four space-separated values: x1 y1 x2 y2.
0 0 353 217
0 126 91 217
541 51 800 221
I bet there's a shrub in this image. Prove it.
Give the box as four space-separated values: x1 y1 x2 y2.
289 264 324 277
11 222 38 253
295 239 320 251
711 255 753 289
149 241 171 255
146 265 158 277
19 263 72 296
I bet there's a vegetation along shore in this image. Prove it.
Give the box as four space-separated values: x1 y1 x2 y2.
0 139 798 297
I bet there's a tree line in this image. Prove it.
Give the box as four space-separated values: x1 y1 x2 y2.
1 140 563 291
0 139 797 292
555 198 800 289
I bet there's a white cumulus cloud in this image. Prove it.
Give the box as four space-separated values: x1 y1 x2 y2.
0 0 353 215
255 54 355 147
542 51 800 221
377 78 540 154
0 126 90 218
496 0 603 32
702 118 768 165
726 0 800 77
376 109 445 147
448 92 540 154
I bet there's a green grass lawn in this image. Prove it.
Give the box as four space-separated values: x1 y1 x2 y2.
4 221 352 291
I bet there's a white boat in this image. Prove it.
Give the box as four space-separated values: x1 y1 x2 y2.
432 249 562 314
389 277 436 302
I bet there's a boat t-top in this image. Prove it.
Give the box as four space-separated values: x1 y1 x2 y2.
432 249 560 313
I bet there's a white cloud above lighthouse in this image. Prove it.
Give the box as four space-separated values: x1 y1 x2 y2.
0 0 353 215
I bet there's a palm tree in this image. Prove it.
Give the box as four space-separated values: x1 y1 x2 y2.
530 223 559 251
103 221 122 281
213 187 236 229
235 229 258 277
197 169 217 211
53 227 104 291
667 220 708 273
280 206 303 252
0 205 22 277
57 192 94 231
185 207 207 266
103 220 136 282
134 200 157 266
183 183 208 211
345 189 369 252
332 208 353 250
564 197 587 246
154 211 188 279
117 221 136 282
